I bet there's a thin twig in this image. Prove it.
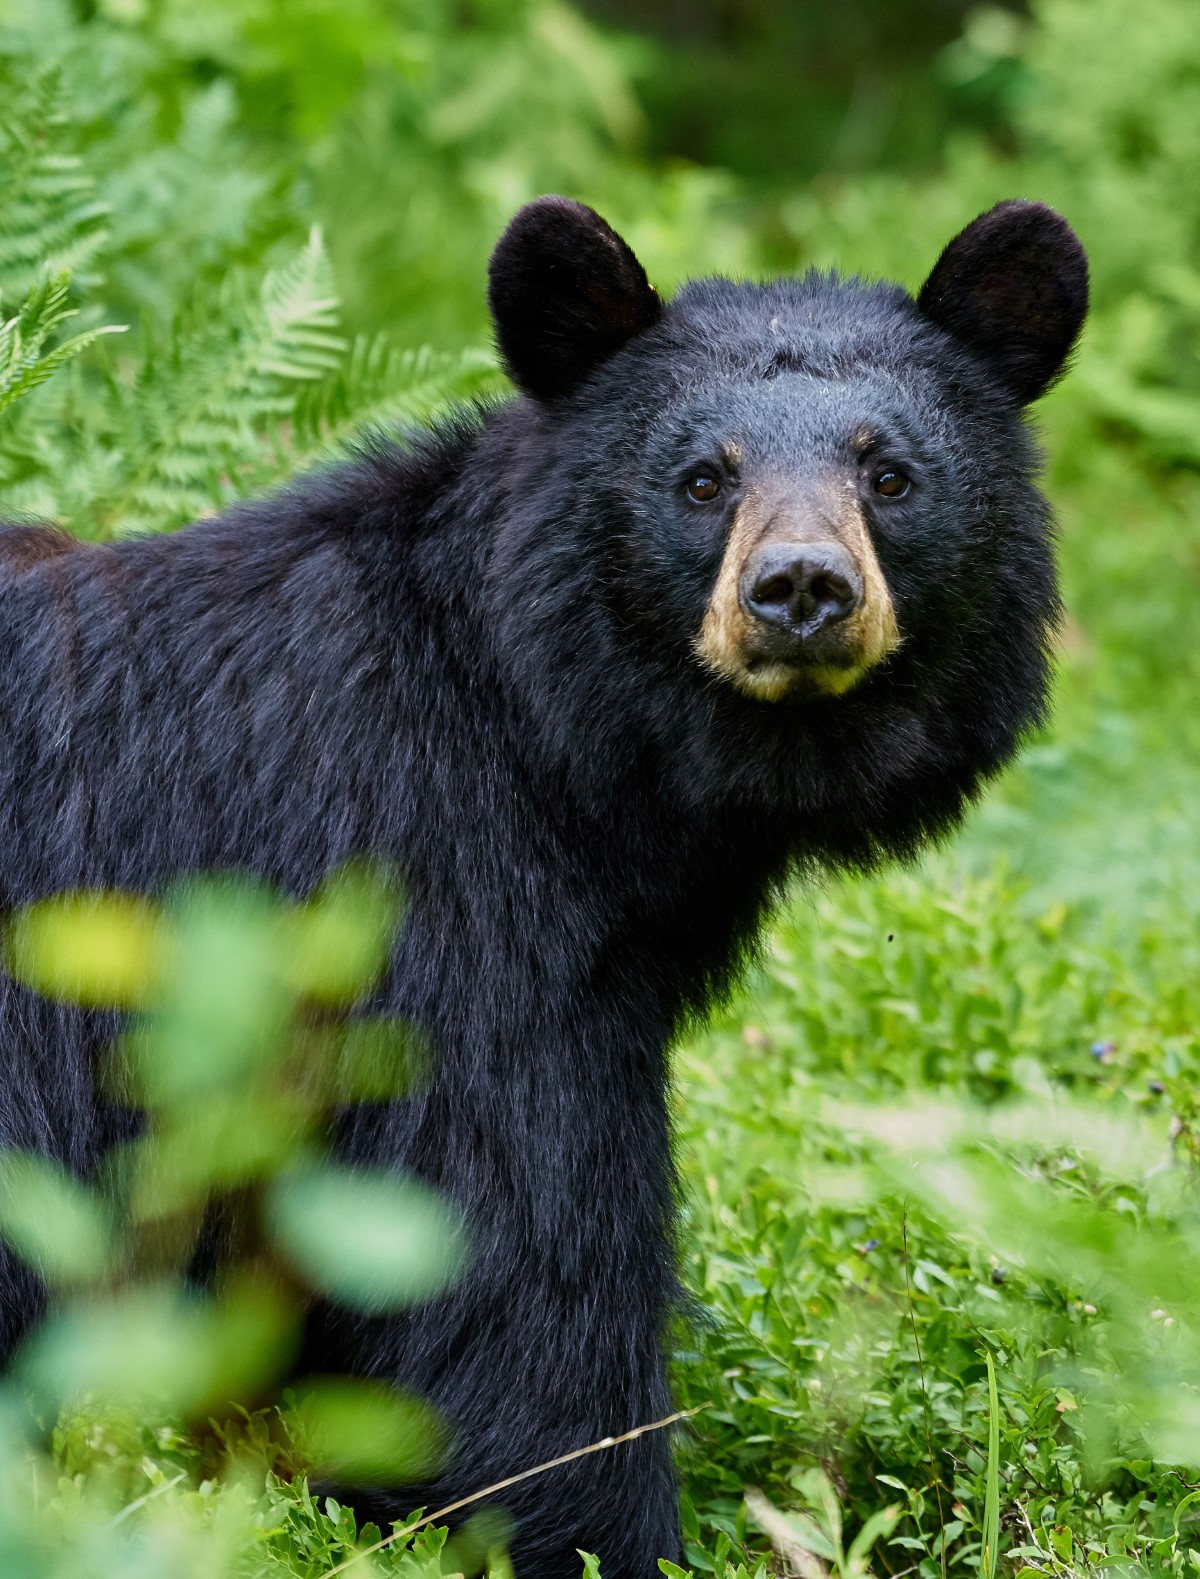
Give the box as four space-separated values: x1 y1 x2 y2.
322 1404 709 1577
1016 1502 1036 1542
902 1210 946 1579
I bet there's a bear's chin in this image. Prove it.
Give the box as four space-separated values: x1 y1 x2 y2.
725 654 881 704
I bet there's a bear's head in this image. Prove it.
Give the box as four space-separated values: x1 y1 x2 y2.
484 197 1087 858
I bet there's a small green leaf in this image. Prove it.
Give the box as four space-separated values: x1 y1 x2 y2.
7 892 163 1008
292 1376 447 1483
268 1165 466 1310
1174 1490 1200 1536
848 1505 902 1567
0 1152 113 1285
134 880 295 1105
128 1093 311 1218
18 1280 294 1414
285 862 403 1005
335 1019 431 1101
876 1475 910 1492
1049 1526 1073 1563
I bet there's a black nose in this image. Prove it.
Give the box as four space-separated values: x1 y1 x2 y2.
740 541 863 636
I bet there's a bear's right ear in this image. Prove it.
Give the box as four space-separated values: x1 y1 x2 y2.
917 200 1089 404
488 197 662 402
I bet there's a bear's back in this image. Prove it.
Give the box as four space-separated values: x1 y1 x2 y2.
0 502 408 902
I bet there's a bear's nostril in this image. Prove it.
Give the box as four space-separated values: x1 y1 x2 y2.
752 572 796 609
807 571 853 619
741 541 864 638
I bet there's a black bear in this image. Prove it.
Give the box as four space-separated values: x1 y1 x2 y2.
0 197 1086 1576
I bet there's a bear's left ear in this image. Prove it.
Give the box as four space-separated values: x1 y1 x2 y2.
488 196 662 402
917 200 1089 404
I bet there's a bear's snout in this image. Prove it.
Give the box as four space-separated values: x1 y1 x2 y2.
695 480 901 702
739 540 863 652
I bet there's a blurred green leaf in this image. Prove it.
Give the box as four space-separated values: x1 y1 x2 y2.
6 893 163 1009
127 1093 313 1218
129 880 294 1106
291 1376 447 1483
847 1506 900 1568
333 1019 431 1102
18 1279 295 1416
0 1153 114 1287
284 862 402 1006
268 1165 466 1311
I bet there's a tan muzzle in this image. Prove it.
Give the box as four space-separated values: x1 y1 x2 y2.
694 479 901 701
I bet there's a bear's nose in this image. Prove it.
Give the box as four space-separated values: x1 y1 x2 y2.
740 541 863 637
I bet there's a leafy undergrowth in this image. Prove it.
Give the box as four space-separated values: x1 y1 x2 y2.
21 1405 472 1577
673 857 1200 1579
12 853 1198 1579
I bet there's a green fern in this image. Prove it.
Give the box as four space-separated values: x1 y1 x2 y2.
0 65 109 298
0 50 506 538
0 56 502 537
292 336 500 466
0 236 501 537
92 228 345 536
0 269 124 421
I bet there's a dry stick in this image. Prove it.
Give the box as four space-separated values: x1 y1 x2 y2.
901 1210 947 1579
322 1404 710 1578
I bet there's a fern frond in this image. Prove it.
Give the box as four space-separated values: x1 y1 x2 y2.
0 269 125 420
0 222 495 536
94 229 347 536
0 66 109 297
257 230 344 379
292 337 500 465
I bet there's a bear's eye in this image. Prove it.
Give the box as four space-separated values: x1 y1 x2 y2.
686 474 721 503
873 468 910 499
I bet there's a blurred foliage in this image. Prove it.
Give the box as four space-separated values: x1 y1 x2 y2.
0 0 1197 1575
0 870 471 1574
579 0 1026 182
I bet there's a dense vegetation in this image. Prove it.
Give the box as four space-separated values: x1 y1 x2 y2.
0 0 1197 1574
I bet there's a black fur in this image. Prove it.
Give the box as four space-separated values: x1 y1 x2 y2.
0 199 1085 1577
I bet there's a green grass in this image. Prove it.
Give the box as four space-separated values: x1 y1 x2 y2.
673 858 1200 1576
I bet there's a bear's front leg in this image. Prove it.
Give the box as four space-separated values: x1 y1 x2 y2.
313 1282 686 1579
497 1421 683 1579
329 919 689 1576
306 1202 686 1569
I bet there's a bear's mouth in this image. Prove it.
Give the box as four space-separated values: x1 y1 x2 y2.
734 649 883 703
